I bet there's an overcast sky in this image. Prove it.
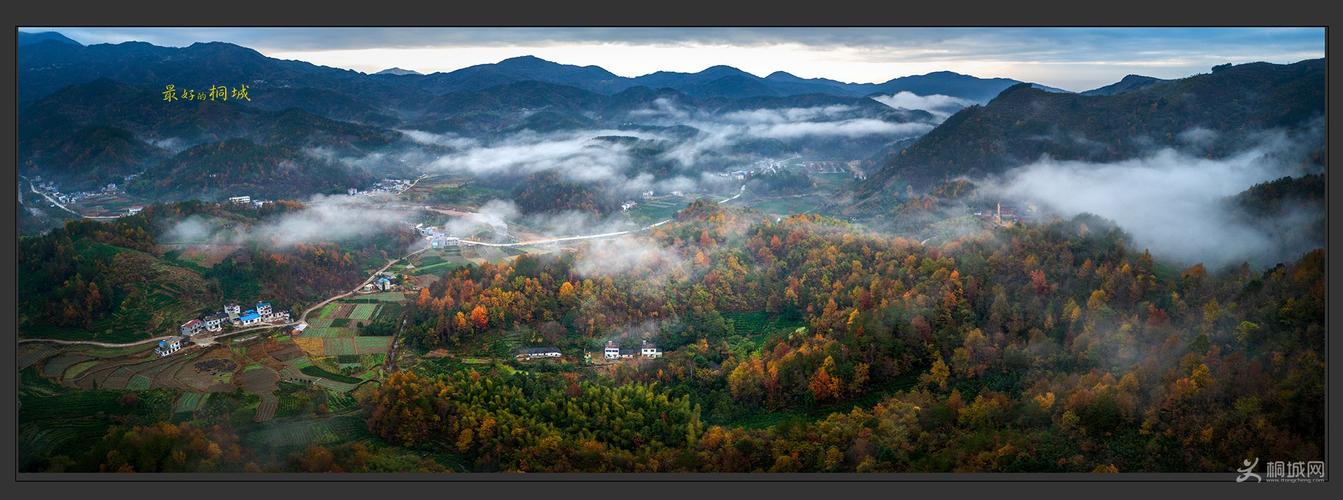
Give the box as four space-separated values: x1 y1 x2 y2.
22 27 1325 91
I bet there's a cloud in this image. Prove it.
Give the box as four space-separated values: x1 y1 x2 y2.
264 195 410 247
871 92 976 119
426 129 639 183
633 101 933 165
440 199 520 238
570 236 690 296
398 129 480 150
719 105 859 124
163 194 412 248
1177 127 1219 148
149 137 188 153
744 118 933 139
987 138 1321 268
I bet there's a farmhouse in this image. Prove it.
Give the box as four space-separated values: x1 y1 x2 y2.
203 312 227 332
127 206 143 215
179 319 204 336
239 310 262 326
154 337 183 357
430 235 460 248
604 340 663 360
375 276 395 291
228 195 251 205
640 340 662 359
256 301 273 317
515 347 563 360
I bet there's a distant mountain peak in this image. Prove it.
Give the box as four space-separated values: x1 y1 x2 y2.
18 31 82 47
702 65 748 74
497 55 561 68
18 31 81 45
1081 74 1165 96
501 55 547 63
375 67 422 76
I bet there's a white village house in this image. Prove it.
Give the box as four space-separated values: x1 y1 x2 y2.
515 347 563 360
605 340 662 360
640 340 663 359
154 337 184 357
179 319 204 336
203 312 227 332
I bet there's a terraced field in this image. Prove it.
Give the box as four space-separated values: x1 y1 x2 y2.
173 392 210 415
293 296 397 358
18 371 174 470
240 414 368 450
348 303 379 321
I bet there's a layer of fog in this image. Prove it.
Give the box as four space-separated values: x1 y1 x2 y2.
163 194 411 248
635 98 934 167
572 236 688 286
871 91 977 120
328 99 938 202
986 130 1323 269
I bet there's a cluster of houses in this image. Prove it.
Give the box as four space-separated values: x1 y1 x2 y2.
362 273 399 292
32 179 124 206
348 178 415 197
512 340 665 362
416 224 463 249
162 300 291 356
514 347 563 360
604 340 662 360
227 195 272 209
638 190 684 200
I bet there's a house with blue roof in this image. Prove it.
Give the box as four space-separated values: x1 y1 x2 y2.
239 310 262 326
155 337 183 357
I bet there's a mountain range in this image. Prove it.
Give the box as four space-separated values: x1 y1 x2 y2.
18 36 1034 107
862 58 1326 196
17 31 1327 216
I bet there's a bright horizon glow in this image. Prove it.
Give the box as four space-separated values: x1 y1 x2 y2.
23 27 1326 91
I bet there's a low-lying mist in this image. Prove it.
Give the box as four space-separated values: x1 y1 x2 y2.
985 131 1324 269
871 91 977 120
163 194 412 248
